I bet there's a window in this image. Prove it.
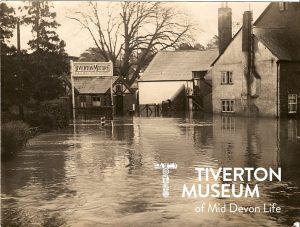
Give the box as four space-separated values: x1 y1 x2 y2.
221 100 235 113
116 84 122 93
92 96 101 107
221 71 233 84
279 2 288 11
288 94 297 113
192 71 202 79
80 96 87 108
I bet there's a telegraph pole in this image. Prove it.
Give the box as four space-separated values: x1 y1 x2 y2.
17 20 20 53
17 19 24 119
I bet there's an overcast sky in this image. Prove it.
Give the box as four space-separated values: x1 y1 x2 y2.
6 1 269 57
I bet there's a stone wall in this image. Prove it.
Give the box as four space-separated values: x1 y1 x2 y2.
212 30 279 117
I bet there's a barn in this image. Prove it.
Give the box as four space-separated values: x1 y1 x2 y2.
138 50 218 116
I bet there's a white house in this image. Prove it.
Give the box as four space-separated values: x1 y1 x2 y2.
138 50 218 115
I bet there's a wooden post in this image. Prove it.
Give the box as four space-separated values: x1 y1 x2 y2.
146 104 149 117
17 20 21 52
109 61 114 119
70 60 76 124
16 19 24 119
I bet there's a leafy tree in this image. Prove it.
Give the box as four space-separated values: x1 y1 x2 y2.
0 2 17 54
1 3 19 111
177 43 205 50
22 1 61 52
79 47 107 62
206 35 219 50
21 0 69 101
71 2 193 85
194 43 206 51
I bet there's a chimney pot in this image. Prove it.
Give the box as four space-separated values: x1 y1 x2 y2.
218 5 232 54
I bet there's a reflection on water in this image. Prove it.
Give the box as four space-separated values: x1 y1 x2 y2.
1 115 300 226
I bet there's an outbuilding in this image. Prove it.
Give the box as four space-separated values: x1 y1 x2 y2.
138 50 218 116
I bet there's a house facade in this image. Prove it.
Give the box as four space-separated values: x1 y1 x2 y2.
138 50 218 115
112 76 136 115
60 76 117 119
212 3 300 118
61 75 137 117
73 77 115 108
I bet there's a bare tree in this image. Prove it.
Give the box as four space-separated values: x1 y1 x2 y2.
70 2 193 85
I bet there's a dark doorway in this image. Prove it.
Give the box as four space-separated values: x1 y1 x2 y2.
116 95 124 115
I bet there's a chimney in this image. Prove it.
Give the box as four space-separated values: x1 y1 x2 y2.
218 3 232 54
242 11 252 53
242 11 253 98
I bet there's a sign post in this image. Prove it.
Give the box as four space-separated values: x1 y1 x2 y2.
109 61 114 111
70 61 114 122
70 60 75 123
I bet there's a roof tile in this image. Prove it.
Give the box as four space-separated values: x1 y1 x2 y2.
74 77 117 94
140 50 218 81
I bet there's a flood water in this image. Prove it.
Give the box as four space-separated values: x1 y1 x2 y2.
1 115 300 227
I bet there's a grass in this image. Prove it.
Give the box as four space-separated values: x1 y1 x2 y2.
1 121 31 160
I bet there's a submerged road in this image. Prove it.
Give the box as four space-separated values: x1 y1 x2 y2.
2 115 300 226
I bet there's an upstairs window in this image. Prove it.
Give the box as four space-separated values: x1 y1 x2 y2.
192 71 202 79
116 84 122 91
80 96 87 108
92 96 101 107
288 94 297 113
221 71 233 85
116 84 123 94
279 2 288 11
221 99 235 113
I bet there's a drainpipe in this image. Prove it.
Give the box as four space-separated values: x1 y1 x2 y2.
276 61 280 118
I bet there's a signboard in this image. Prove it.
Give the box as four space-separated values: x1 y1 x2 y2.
72 61 113 77
70 61 114 122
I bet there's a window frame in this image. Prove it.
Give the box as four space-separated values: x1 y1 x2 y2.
279 2 288 11
221 71 233 85
221 99 235 113
116 84 122 92
192 71 202 79
79 96 87 108
288 94 297 113
92 96 101 107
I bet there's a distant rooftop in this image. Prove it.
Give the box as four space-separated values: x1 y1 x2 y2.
74 77 117 94
253 3 300 61
254 27 300 61
140 50 218 81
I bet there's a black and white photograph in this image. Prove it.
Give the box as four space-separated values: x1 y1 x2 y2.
1 1 300 226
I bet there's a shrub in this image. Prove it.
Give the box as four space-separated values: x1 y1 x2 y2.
1 121 30 160
24 111 40 127
24 111 56 132
38 112 56 132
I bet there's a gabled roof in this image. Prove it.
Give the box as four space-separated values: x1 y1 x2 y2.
253 2 300 61
253 27 300 61
140 50 218 81
212 2 300 65
113 76 134 94
211 27 242 66
59 75 79 94
252 3 272 27
74 77 118 94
